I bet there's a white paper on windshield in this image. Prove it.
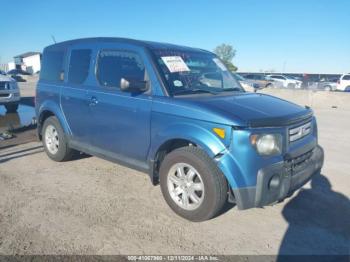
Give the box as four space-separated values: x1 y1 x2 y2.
173 80 183 87
161 56 190 73
213 58 227 71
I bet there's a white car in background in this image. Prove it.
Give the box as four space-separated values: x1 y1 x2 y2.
232 73 259 92
336 74 350 92
0 74 20 112
266 74 302 89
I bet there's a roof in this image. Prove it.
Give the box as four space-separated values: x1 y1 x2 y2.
44 37 210 54
14 52 41 58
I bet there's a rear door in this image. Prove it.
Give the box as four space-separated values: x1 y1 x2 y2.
88 45 152 167
61 47 93 144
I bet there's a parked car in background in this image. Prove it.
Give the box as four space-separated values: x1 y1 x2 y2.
232 73 259 92
0 70 6 75
244 74 274 88
316 78 338 91
6 69 31 76
336 74 350 92
6 69 29 82
0 74 20 112
266 74 302 89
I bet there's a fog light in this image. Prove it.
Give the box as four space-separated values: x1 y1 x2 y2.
268 174 280 190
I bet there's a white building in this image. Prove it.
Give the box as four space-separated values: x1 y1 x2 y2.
13 52 41 74
7 62 15 71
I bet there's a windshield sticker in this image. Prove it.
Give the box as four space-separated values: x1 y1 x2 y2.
213 58 227 71
173 80 183 87
161 56 190 73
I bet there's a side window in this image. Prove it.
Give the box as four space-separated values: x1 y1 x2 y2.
68 49 92 84
96 50 146 88
343 75 350 80
40 50 65 82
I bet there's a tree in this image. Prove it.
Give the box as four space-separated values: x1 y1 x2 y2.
213 44 238 71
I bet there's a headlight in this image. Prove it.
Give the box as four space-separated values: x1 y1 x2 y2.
250 134 282 156
9 81 18 90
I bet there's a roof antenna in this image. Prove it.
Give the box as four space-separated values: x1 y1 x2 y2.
51 35 57 44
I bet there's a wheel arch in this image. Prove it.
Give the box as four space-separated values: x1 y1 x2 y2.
148 124 228 185
37 102 71 140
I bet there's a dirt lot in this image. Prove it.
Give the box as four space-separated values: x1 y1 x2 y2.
0 82 349 256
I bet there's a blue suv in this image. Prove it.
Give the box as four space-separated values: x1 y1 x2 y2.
36 38 324 221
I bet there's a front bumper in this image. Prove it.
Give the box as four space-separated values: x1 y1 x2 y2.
0 90 20 105
232 145 324 209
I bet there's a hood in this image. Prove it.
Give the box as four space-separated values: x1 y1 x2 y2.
178 92 312 127
0 75 14 82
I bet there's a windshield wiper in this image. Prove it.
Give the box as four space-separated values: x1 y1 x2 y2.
172 89 219 96
222 87 243 92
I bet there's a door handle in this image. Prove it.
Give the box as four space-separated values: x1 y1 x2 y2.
88 96 98 106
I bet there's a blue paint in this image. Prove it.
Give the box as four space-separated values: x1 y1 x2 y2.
36 38 321 193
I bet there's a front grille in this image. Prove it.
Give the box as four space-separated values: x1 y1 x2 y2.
285 149 313 174
0 81 9 90
289 121 312 142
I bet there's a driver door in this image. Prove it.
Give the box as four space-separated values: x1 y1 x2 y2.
88 47 152 168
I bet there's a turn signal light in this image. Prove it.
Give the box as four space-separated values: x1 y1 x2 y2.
213 128 225 139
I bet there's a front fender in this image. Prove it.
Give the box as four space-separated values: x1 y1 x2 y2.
149 115 231 161
37 99 71 135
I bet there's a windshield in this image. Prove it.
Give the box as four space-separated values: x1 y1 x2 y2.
151 49 244 96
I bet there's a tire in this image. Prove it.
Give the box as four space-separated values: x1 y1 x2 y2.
42 116 76 162
159 146 228 222
324 86 331 92
5 103 18 113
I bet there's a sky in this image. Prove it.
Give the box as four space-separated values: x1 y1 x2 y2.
0 0 349 73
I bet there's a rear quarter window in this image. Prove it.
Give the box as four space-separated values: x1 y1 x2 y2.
68 49 92 84
40 50 65 82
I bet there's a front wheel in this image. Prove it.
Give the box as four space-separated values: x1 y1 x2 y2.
42 116 76 161
324 86 331 92
160 146 228 222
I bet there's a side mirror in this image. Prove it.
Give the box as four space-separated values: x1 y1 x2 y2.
120 78 149 93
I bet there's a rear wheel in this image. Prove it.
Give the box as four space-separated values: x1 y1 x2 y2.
5 103 18 113
160 146 228 222
42 116 76 161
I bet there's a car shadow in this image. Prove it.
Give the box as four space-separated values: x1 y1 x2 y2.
0 145 43 158
0 146 91 164
0 145 44 164
215 202 235 218
277 173 350 258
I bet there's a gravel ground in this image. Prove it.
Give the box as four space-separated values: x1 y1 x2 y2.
0 82 349 256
